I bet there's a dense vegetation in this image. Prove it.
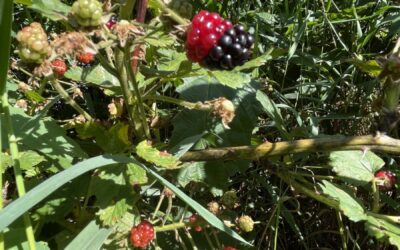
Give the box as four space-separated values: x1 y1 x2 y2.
1 0 400 249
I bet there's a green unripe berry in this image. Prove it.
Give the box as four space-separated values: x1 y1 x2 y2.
71 0 103 27
221 190 237 209
238 215 254 233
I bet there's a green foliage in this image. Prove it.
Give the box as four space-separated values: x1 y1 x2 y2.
329 150 385 186
3 0 400 249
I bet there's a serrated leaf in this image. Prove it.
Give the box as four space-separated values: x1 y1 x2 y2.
64 65 120 92
0 153 12 173
97 199 129 226
136 140 180 169
319 180 367 222
19 150 45 170
126 163 148 185
210 70 251 89
177 162 206 187
1 107 87 168
76 122 132 154
329 151 385 186
143 31 175 47
29 0 70 21
157 49 187 72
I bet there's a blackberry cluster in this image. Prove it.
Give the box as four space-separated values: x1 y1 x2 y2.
186 11 254 70
71 0 103 27
16 22 51 64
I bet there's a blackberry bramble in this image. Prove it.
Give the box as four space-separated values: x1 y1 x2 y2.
186 11 254 70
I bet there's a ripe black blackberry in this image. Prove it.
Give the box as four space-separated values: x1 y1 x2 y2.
202 24 254 70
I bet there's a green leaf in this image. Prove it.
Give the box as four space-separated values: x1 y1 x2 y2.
170 77 261 186
65 220 113 250
210 70 251 89
329 151 385 186
1 107 87 168
76 122 132 154
177 162 206 187
25 90 46 103
136 140 180 169
0 152 11 173
365 215 400 248
29 0 70 21
319 180 367 222
126 163 148 185
352 58 382 77
0 155 251 246
19 150 45 170
97 199 129 226
64 65 120 93
255 12 276 24
143 31 175 47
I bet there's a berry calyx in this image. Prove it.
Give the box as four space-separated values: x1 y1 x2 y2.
71 0 103 27
375 170 396 191
106 15 118 29
16 22 51 64
238 215 254 233
186 11 253 70
130 220 155 249
223 247 238 250
51 59 67 78
77 52 95 65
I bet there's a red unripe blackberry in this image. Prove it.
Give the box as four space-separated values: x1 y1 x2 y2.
51 59 67 78
130 220 155 249
375 170 397 191
77 52 95 65
186 11 254 70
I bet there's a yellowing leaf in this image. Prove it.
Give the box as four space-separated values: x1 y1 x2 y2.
136 141 180 169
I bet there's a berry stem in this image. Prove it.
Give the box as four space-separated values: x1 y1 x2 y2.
124 45 151 139
371 177 380 213
153 0 190 26
50 78 93 121
276 172 339 209
130 0 148 74
180 134 400 162
144 95 212 111
336 211 347 250
154 222 186 232
0 2 36 248
1 93 37 250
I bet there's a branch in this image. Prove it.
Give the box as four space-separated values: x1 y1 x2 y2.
180 134 400 162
